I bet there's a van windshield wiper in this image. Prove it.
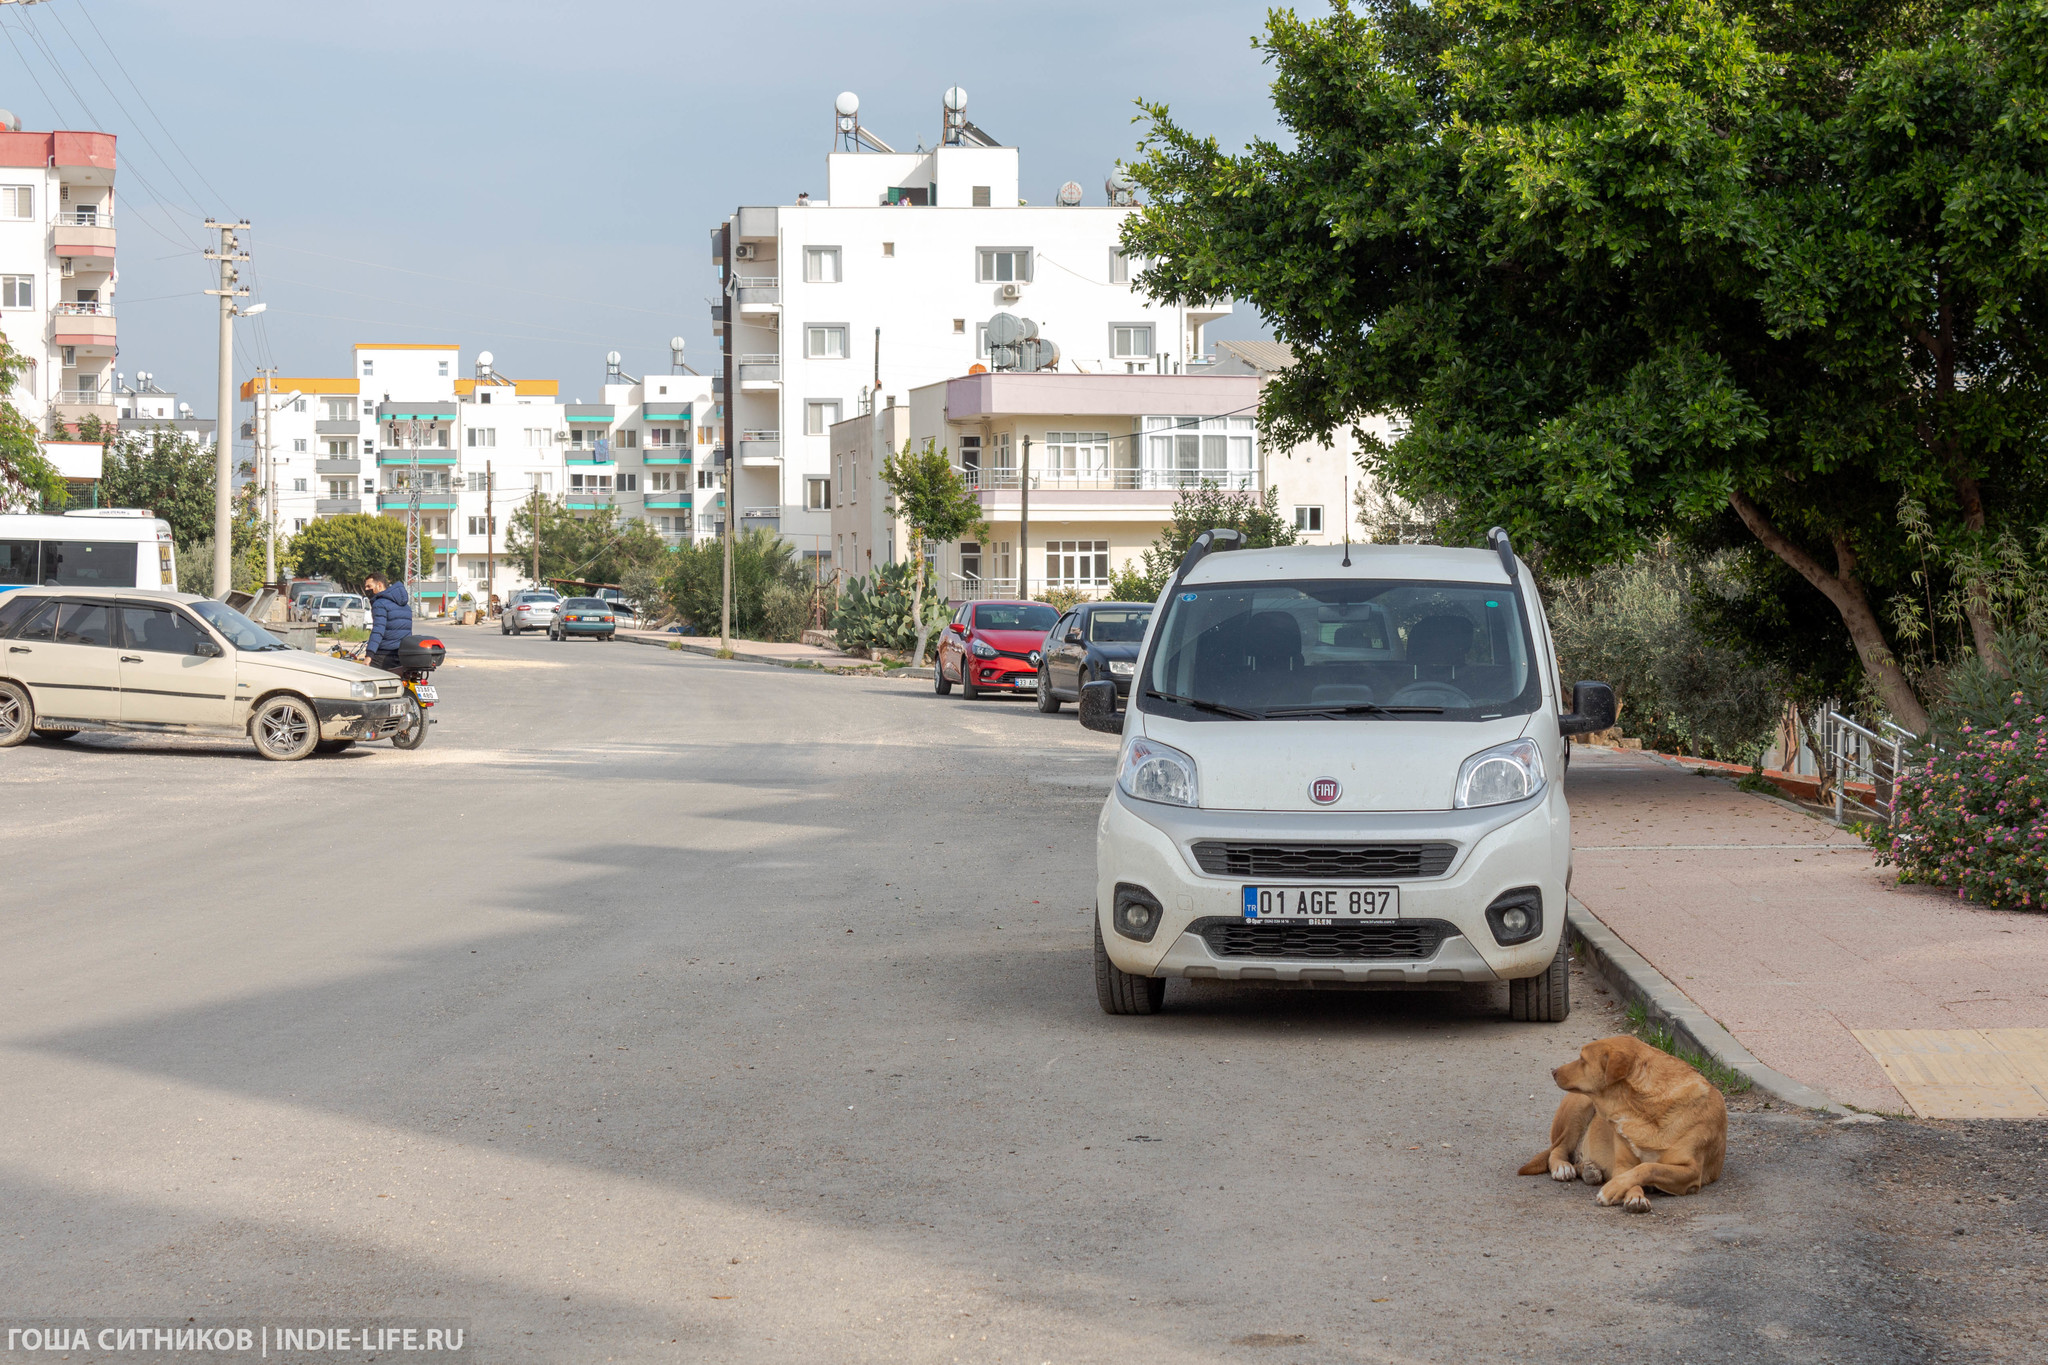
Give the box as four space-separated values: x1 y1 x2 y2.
1143 689 1261 720
1260 702 1445 718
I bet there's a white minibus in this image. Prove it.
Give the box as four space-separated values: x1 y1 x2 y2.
0 510 178 596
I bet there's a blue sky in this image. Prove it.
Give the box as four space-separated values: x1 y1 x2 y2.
0 0 1290 414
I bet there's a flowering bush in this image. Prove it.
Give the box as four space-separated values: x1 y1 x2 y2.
1878 705 2048 909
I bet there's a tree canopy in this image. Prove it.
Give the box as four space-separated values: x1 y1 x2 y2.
505 497 672 588
288 515 432 592
1114 482 1299 599
1122 0 2048 732
98 426 218 548
0 330 62 512
878 439 989 662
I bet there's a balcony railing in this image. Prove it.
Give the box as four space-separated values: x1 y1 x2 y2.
54 300 112 317
739 428 779 441
949 575 1020 601
731 274 778 289
53 388 112 406
960 466 1257 493
58 209 108 226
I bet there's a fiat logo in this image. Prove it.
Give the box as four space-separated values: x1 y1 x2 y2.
1310 778 1342 804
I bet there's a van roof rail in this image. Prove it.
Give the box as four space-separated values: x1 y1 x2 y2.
1487 526 1518 582
1165 527 1243 600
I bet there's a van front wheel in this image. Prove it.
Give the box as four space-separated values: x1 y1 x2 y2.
1094 919 1165 1015
1509 935 1571 1022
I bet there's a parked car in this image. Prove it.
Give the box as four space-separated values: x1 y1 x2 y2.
0 586 414 760
1037 601 1153 713
289 580 338 619
934 600 1060 699
502 589 561 635
550 597 618 642
311 593 366 631
1083 532 1614 1021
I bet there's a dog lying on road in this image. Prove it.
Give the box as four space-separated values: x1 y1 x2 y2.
1518 1035 1726 1212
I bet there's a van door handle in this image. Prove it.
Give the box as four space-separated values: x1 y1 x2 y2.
120 655 143 663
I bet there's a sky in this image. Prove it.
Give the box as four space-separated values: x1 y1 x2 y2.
0 0 1292 417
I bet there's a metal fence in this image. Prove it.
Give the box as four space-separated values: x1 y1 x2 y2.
1823 710 1917 824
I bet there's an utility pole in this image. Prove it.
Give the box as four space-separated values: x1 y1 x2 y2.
485 461 495 609
257 367 277 587
1018 435 1031 600
204 219 249 598
531 479 541 586
402 418 425 595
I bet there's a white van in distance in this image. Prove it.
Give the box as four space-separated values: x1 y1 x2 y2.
1082 529 1614 1022
1 510 177 596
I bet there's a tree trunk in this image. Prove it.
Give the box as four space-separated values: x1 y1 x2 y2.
1949 469 2007 675
910 538 930 667
1729 491 1932 735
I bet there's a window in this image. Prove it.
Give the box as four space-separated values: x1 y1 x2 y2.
55 601 118 645
327 440 353 456
1142 415 1256 484
479 390 492 404
1042 431 1111 480
649 471 674 492
120 605 208 656
1109 250 1130 285
43 543 137 589
972 185 993 207
1 186 31 219
1111 324 1153 358
294 518 308 532
293 399 307 413
438 360 449 377
533 472 553 492
1045 540 1111 588
324 397 353 421
806 325 849 359
697 469 717 490
619 473 638 492
977 248 1031 283
806 476 831 511
362 358 374 376
467 515 497 536
804 247 841 283
526 428 549 446
805 399 841 435
466 427 497 448
325 478 353 498
648 427 672 447
953 318 966 334
292 439 307 453
617 429 638 449
1295 505 1324 533
882 242 895 258
1 276 31 308
959 542 981 582
292 478 308 492
361 479 374 494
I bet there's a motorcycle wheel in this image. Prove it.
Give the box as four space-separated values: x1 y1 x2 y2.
390 695 429 750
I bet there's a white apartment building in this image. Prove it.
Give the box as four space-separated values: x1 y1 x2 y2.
0 111 117 498
244 345 717 609
713 87 1233 562
114 372 216 446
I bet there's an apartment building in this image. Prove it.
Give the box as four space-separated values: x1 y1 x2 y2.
713 86 1233 562
114 372 216 445
0 109 117 498
242 345 717 608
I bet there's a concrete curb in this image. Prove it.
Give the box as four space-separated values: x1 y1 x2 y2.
1567 896 1851 1115
614 633 880 671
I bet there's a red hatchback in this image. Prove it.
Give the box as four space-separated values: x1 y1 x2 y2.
935 600 1060 699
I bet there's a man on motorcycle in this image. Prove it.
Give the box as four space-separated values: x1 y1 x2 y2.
363 572 413 671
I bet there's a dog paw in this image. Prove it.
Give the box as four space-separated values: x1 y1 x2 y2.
1594 1179 1628 1207
1549 1159 1578 1182
1624 1189 1652 1214
1577 1160 1605 1185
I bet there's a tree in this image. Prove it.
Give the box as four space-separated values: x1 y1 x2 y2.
878 439 989 664
1117 482 1299 600
663 528 800 638
98 426 218 548
1121 0 2048 734
288 515 431 591
0 329 62 512
504 498 672 587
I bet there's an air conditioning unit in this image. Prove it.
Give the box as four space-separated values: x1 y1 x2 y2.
999 282 1023 301
734 244 757 261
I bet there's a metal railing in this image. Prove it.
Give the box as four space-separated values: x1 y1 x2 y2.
739 429 780 441
737 353 780 364
53 388 111 405
961 466 1257 493
1824 710 1917 824
54 300 112 316
731 275 778 288
949 575 1020 601
57 209 108 226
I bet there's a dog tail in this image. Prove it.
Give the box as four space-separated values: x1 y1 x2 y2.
1516 1151 1552 1176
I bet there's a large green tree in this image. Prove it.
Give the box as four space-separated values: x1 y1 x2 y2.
1122 0 2048 733
504 497 672 588
97 426 218 548
663 528 799 638
878 439 989 663
288 515 431 592
1114 482 1299 600
0 330 62 512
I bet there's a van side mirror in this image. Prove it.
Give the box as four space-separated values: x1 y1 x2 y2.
1079 680 1122 734
1558 681 1616 736
196 640 223 658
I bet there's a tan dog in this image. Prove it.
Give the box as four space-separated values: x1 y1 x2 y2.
1517 1035 1726 1212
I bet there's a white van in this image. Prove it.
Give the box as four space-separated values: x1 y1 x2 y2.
1081 529 1614 1022
0 510 177 596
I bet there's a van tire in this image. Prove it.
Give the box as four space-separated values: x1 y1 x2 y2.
1095 919 1165 1015
0 680 33 747
251 695 320 762
1510 935 1571 1022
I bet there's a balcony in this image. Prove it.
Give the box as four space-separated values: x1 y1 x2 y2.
644 447 691 465
739 429 780 463
734 276 780 315
737 355 780 390
50 390 116 427
377 448 456 466
315 458 360 476
378 491 456 511
52 215 115 256
50 300 115 346
432 537 459 553
315 498 362 516
961 466 1256 493
949 575 1021 602
315 419 360 436
644 495 692 511
565 449 616 467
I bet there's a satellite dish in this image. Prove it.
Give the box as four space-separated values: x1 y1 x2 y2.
607 350 621 365
835 91 860 117
477 350 494 368
943 86 968 113
1057 181 1083 207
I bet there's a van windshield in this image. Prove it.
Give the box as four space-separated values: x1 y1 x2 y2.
1139 579 1540 721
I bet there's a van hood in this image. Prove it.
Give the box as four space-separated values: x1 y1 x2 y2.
1136 711 1535 813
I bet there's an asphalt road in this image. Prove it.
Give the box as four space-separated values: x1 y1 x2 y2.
0 628 2040 1364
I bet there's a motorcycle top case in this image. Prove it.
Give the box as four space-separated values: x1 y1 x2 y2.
397 637 446 671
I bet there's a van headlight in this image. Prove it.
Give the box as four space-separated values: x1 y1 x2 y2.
1455 737 1545 808
348 680 380 700
1119 736 1199 807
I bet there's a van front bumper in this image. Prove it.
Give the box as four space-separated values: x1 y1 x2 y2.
1095 785 1570 984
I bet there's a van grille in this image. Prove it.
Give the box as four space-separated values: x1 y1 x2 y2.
1197 917 1453 961
1190 841 1457 879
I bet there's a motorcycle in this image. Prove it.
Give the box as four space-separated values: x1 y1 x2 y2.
331 636 445 749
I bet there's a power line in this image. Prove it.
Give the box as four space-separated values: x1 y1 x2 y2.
262 240 688 319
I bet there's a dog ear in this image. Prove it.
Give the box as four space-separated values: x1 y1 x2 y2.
1600 1037 1640 1087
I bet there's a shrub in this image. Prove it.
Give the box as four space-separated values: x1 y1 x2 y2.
760 581 811 643
1034 586 1086 615
1879 714 2048 909
833 560 945 655
662 529 799 637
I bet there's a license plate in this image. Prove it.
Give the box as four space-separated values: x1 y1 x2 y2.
414 686 438 701
1242 886 1400 922
1011 673 1035 686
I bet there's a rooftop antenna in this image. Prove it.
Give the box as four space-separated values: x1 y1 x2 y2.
834 91 861 151
1488 526 1518 581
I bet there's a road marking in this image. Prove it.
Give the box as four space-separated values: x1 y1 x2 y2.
1853 1029 2048 1118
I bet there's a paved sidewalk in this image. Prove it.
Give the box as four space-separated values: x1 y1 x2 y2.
1566 746 2048 1114
615 628 881 669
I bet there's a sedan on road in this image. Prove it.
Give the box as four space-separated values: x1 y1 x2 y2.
1036 600 1152 713
502 590 561 636
550 597 617 642
934 600 1059 699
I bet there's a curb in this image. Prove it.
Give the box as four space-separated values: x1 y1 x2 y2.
1567 896 1852 1115
614 633 880 671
